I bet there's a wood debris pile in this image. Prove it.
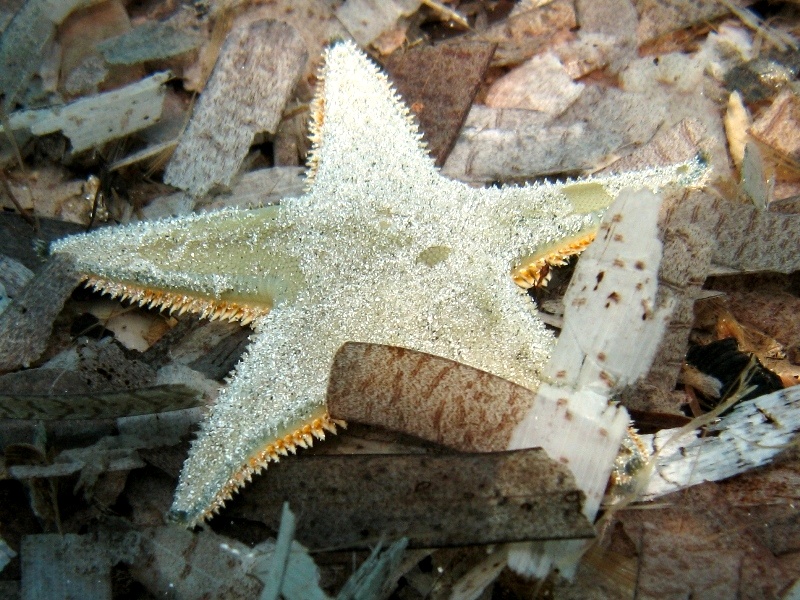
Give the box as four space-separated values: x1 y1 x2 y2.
1 0 800 598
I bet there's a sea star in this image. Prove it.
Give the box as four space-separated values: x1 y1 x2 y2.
52 41 705 526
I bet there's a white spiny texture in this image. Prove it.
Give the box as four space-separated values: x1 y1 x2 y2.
52 42 706 527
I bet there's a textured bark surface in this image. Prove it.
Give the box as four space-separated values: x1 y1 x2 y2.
164 20 307 196
231 449 593 550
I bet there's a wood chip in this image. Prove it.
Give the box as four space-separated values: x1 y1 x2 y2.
97 21 202 65
708 194 800 274
384 40 495 166
485 52 583 115
602 118 708 172
56 0 136 98
619 188 715 413
0 385 203 421
0 254 81 372
0 214 84 271
621 483 793 598
635 0 748 46
164 20 307 196
232 450 593 550
507 189 665 579
327 342 534 453
640 385 800 500
21 531 139 600
0 0 88 108
1 72 170 153
750 88 800 163
478 0 577 67
130 527 262 598
336 0 421 48
0 255 34 298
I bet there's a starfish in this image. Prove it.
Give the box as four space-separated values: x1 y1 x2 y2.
52 41 705 527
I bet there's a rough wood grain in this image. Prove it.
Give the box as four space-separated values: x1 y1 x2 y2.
21 531 139 600
0 0 90 108
327 342 535 453
231 450 594 550
2 72 170 152
164 20 307 196
0 254 81 372
384 41 495 166
661 189 800 276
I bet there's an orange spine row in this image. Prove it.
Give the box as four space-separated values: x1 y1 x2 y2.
511 233 597 288
197 413 346 525
84 275 269 325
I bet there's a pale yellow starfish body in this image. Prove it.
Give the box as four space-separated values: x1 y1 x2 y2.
52 42 706 526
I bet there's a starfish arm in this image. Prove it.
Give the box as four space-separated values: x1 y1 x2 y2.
169 309 343 526
306 41 437 191
51 206 307 322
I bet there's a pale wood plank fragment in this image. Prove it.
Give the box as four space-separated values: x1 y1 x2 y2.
1 72 170 152
164 20 307 196
508 189 666 579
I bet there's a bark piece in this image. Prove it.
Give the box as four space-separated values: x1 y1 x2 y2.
0 255 34 298
336 0 421 48
384 40 495 166
327 342 535 453
750 89 800 162
635 0 753 45
130 527 262 599
20 531 139 600
621 484 793 599
164 20 307 196
692 192 800 275
2 72 170 152
231 450 594 550
0 0 89 108
0 384 203 421
478 0 577 67
0 254 81 372
97 21 202 65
